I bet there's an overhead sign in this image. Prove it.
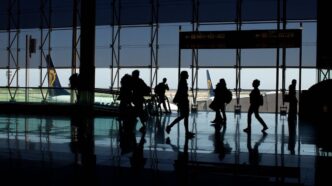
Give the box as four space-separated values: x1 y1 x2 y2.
179 29 302 49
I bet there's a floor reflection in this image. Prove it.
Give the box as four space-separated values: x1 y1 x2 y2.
0 112 331 185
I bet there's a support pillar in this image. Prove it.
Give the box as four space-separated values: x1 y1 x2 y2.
79 0 96 106
72 0 97 172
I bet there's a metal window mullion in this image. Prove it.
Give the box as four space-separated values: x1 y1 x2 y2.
192 50 198 105
111 0 121 90
39 0 52 101
72 0 81 75
40 0 47 89
150 0 159 88
6 0 20 101
111 26 121 90
191 0 199 109
235 0 242 112
9 67 18 85
75 35 81 63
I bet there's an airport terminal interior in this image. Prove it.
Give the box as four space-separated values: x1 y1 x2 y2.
0 0 331 185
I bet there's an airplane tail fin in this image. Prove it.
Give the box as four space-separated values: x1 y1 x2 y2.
46 54 70 96
206 70 214 97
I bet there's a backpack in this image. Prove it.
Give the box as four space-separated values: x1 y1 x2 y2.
225 89 232 104
138 79 151 96
154 83 162 95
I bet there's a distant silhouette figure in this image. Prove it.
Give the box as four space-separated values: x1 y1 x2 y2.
155 77 170 113
244 79 268 133
246 132 267 166
287 115 297 155
131 70 151 133
288 79 298 117
69 73 80 102
210 79 228 126
69 73 79 89
165 71 195 138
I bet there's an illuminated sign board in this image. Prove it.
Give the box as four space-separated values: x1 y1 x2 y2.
179 29 302 49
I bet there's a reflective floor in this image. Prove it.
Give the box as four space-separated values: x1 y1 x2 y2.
0 112 331 186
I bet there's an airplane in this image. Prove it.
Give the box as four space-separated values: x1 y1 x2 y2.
46 54 118 108
206 69 215 100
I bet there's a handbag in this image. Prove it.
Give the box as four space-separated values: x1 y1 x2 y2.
209 100 218 111
173 93 179 104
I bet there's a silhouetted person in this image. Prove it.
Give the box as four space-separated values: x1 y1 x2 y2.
118 74 134 121
288 79 298 117
155 77 170 113
69 73 80 102
165 71 195 138
131 70 151 133
210 79 228 126
246 132 267 166
244 79 268 133
69 73 79 89
288 115 297 155
117 74 138 155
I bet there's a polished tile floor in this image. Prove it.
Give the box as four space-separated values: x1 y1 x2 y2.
0 112 330 186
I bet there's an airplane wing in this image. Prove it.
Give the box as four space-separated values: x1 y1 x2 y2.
95 88 120 95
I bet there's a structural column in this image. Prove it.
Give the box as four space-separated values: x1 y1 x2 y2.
79 0 96 106
317 0 331 81
77 0 97 171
